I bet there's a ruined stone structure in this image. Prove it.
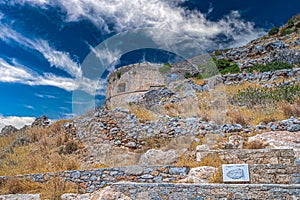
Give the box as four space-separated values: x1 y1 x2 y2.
106 62 200 109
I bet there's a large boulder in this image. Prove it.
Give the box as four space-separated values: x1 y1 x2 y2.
179 166 217 183
91 187 131 200
138 149 180 165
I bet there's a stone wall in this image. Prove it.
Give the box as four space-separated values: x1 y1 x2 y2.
249 164 299 184
0 164 299 193
109 183 300 200
220 68 300 85
106 63 167 109
0 166 189 193
196 148 296 165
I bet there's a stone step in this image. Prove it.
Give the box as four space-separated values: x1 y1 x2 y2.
196 148 296 165
86 182 300 200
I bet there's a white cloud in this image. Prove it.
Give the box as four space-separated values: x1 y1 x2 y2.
0 58 77 91
0 0 266 97
24 105 34 109
5 0 265 49
0 116 35 131
35 93 57 99
0 22 81 78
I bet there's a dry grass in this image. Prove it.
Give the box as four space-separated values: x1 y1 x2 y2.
143 137 171 151
175 137 206 168
129 105 157 123
244 140 267 149
0 120 82 176
210 167 223 183
226 109 249 126
198 154 226 168
225 106 285 126
163 102 182 117
280 98 300 118
0 177 77 199
192 78 206 86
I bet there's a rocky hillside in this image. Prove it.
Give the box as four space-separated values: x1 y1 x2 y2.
212 14 300 69
0 14 299 200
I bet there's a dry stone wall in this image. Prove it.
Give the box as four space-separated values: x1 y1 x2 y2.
109 182 300 200
0 164 299 193
196 148 296 165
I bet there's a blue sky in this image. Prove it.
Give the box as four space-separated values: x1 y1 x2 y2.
0 0 299 129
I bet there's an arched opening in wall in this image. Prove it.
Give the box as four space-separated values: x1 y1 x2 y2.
117 83 126 93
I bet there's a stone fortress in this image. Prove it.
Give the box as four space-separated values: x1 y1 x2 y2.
106 61 201 109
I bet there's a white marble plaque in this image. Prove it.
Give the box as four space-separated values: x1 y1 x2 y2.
222 164 250 182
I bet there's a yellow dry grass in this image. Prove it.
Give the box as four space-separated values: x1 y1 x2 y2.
129 105 157 122
0 177 78 199
0 120 81 176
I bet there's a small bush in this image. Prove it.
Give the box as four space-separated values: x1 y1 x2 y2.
184 72 193 79
196 74 203 80
268 26 280 36
214 50 222 56
246 62 293 73
280 28 293 36
215 59 240 75
159 63 171 73
287 19 294 27
64 141 78 154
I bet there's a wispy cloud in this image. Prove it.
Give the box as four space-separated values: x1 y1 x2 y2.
0 22 81 78
24 105 35 110
6 0 265 49
0 115 35 131
35 93 57 99
0 58 77 91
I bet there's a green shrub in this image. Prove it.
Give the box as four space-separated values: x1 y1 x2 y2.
246 62 293 73
268 26 280 36
287 19 294 27
197 74 203 80
159 63 171 73
214 50 222 56
184 72 193 79
215 59 240 75
280 28 293 36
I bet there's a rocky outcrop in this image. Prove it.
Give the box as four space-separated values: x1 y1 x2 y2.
31 116 50 127
0 125 18 137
